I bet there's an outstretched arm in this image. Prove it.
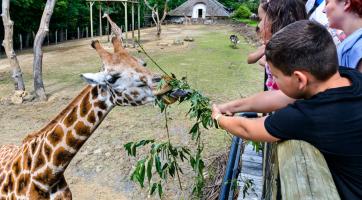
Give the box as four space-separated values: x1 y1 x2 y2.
217 90 295 115
212 105 279 142
247 45 265 64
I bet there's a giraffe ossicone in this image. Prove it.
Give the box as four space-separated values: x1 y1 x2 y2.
0 36 170 200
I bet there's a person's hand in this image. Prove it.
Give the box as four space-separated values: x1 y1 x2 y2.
211 104 221 120
216 104 233 116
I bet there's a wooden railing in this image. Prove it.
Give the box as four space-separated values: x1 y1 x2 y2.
262 140 340 200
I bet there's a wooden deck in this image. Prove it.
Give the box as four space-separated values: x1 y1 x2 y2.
237 143 263 200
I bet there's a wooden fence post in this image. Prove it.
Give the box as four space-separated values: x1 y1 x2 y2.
47 32 49 45
65 29 68 41
19 34 22 51
55 30 58 45
86 26 89 38
77 27 80 39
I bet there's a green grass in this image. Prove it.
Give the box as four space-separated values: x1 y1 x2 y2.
234 18 258 27
0 25 264 197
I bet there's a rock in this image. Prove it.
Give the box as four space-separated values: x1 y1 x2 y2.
173 39 184 46
105 152 112 157
23 94 35 102
184 36 194 42
94 149 102 154
157 42 170 47
11 95 23 104
10 90 30 104
96 165 103 173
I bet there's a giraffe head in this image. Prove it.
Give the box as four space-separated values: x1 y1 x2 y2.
82 38 166 106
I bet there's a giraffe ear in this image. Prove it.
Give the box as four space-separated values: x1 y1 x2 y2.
81 72 107 85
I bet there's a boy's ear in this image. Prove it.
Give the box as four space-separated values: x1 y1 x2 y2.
293 71 308 90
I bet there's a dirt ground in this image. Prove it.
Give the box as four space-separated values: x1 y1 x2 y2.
0 24 261 199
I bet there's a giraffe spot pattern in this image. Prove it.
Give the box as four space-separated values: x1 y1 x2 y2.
65 131 85 149
16 173 30 195
2 173 14 194
79 93 91 117
53 147 73 167
0 174 5 187
94 100 107 110
32 150 46 172
64 107 78 127
11 158 21 177
22 147 32 171
43 143 52 162
74 121 91 137
30 141 38 155
87 111 96 124
33 167 60 186
47 126 64 147
125 94 132 101
91 86 98 100
29 182 50 199
97 111 103 119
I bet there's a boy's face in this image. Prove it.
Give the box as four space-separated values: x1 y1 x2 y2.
268 62 308 99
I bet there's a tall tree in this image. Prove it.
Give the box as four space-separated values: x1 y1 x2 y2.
144 0 168 38
33 0 57 101
1 0 26 91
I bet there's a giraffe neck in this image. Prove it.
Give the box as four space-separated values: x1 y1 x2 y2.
27 85 115 190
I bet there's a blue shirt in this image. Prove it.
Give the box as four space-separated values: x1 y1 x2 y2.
337 28 362 69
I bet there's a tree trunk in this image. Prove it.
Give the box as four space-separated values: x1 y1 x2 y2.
25 32 31 48
1 0 25 91
156 23 161 38
144 0 167 38
33 0 57 101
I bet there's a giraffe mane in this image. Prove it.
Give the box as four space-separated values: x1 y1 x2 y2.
22 85 94 143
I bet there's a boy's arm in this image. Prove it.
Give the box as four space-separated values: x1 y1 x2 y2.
216 114 279 142
247 45 265 64
217 90 295 115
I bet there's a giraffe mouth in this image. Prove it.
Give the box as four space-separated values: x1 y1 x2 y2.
151 75 191 104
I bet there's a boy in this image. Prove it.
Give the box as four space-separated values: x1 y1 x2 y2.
212 20 362 199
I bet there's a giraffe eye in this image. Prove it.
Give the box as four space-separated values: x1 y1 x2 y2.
107 74 121 84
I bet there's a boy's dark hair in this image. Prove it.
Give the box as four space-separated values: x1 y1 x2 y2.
265 20 338 81
263 0 307 34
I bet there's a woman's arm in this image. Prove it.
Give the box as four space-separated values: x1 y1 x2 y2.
247 45 265 64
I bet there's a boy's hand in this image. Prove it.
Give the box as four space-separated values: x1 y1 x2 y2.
211 104 221 120
216 104 233 116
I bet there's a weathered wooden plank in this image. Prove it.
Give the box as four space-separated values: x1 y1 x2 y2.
277 140 340 200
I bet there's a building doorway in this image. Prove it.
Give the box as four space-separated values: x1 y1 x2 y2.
198 9 203 18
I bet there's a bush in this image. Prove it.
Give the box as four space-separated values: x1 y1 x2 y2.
243 0 259 13
232 5 252 19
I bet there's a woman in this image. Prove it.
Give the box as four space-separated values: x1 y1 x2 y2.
325 0 362 70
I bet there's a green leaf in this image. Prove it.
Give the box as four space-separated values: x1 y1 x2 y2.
146 156 154 184
124 142 134 156
157 182 163 198
155 155 162 177
131 143 137 156
169 162 175 177
150 182 157 195
139 162 146 187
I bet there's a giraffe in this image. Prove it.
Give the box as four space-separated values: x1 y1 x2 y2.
102 13 123 44
102 13 146 67
0 37 170 200
183 13 192 25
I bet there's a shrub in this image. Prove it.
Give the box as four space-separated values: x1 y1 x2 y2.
243 0 259 13
232 5 252 19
